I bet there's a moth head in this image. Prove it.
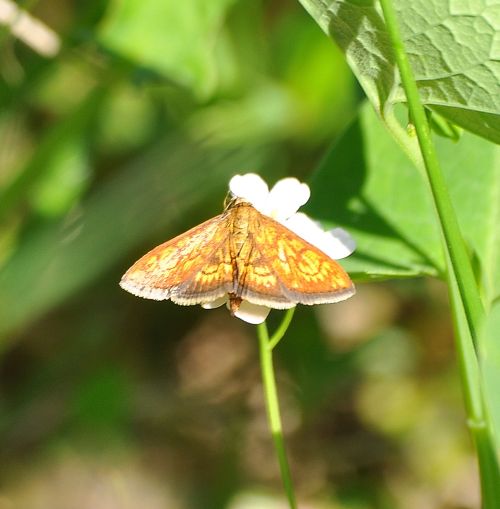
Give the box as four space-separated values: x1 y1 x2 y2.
223 192 251 211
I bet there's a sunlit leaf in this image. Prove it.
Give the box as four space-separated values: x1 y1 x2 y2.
298 0 500 143
99 0 236 98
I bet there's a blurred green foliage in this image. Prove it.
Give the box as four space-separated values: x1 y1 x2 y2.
0 0 498 508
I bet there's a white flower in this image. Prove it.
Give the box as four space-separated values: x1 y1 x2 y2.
202 173 356 324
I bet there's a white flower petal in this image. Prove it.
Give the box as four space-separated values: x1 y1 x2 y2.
229 300 271 324
229 173 269 213
326 227 357 259
267 178 310 221
284 212 326 245
285 213 356 259
201 296 228 309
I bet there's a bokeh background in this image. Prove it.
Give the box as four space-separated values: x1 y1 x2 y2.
0 1 479 508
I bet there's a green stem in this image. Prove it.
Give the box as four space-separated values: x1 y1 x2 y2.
448 266 500 506
378 0 484 341
379 0 500 504
268 308 296 350
257 315 297 509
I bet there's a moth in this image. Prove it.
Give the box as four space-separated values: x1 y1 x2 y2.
120 197 355 314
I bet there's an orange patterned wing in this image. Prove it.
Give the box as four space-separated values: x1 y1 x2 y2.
120 214 234 305
235 208 355 308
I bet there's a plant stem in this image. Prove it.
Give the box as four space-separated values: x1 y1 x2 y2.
448 265 500 506
268 308 296 350
257 316 297 509
378 0 484 342
378 0 500 504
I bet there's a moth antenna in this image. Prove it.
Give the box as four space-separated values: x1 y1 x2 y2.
223 191 238 210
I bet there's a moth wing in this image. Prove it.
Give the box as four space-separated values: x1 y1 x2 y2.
120 214 234 305
238 211 355 308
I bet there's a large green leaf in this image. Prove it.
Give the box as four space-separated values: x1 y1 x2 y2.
298 0 500 144
99 0 236 97
306 104 500 295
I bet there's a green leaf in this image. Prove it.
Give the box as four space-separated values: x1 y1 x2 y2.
0 137 269 342
99 0 236 98
427 109 463 142
306 105 440 279
29 135 90 218
0 88 105 221
298 0 500 143
481 299 500 452
306 104 500 289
